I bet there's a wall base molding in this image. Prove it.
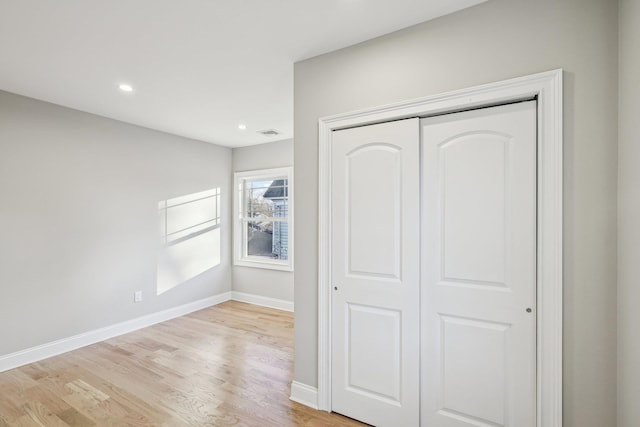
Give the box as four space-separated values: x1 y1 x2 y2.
290 381 319 410
0 292 232 373
231 291 294 312
0 290 295 374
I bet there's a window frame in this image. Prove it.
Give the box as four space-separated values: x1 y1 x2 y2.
233 167 294 271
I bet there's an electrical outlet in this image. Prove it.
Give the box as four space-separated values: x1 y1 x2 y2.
134 291 143 303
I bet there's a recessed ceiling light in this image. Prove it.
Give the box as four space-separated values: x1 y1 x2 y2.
118 84 133 92
238 124 247 130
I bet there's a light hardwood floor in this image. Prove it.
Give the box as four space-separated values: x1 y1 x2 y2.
0 301 367 426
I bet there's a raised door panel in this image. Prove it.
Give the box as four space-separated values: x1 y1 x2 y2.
441 133 508 287
347 304 402 403
439 315 510 426
346 144 401 280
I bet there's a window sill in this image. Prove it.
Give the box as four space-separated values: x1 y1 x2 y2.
234 258 293 272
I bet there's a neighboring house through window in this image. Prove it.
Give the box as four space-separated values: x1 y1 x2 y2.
234 167 293 271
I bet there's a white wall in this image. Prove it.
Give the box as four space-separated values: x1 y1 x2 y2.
232 139 294 304
0 90 232 356
293 0 618 425
618 0 640 426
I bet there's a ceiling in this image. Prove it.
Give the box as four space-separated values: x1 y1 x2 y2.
0 0 486 147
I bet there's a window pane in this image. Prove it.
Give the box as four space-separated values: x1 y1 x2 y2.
247 194 274 217
244 178 288 218
247 220 288 260
273 199 289 218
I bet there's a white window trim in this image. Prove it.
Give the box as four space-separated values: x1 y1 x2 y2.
234 167 294 271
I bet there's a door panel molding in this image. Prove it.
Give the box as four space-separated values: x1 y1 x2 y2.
317 69 563 427
345 142 403 280
346 303 402 403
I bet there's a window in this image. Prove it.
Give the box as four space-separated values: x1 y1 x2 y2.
234 167 293 271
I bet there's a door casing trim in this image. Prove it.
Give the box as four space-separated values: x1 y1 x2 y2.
317 69 563 427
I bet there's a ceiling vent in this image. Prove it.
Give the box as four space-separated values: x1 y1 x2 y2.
257 129 282 137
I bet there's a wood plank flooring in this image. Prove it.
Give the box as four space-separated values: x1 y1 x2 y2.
0 301 367 426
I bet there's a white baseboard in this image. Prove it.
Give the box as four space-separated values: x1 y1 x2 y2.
231 291 294 312
0 292 232 373
290 381 319 410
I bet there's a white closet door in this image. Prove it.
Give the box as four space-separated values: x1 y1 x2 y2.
331 118 420 427
421 101 537 427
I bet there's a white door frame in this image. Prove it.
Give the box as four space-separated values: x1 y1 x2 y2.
317 69 563 427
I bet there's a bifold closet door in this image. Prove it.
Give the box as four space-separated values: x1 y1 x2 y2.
331 118 420 427
421 101 537 427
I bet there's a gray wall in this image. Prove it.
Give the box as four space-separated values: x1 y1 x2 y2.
618 0 639 426
232 139 294 303
0 90 232 356
293 0 618 425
